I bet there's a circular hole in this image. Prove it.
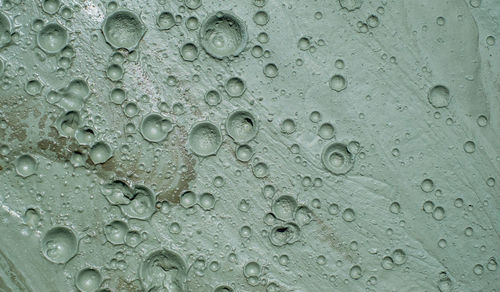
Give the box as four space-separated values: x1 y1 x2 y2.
106 64 124 81
124 102 139 117
226 110 258 143
205 90 221 106
214 285 234 292
60 6 73 19
25 80 42 95
235 144 253 162
263 63 278 78
321 142 354 175
37 23 68 54
253 11 269 25
188 121 222 156
119 185 156 220
102 10 145 50
318 123 334 139
186 16 200 30
139 249 187 291
104 220 128 245
157 11 175 30
199 11 248 59
428 85 450 108
41 226 78 264
225 77 246 97
75 268 102 292
75 127 95 145
272 195 297 221
15 154 38 177
0 12 11 48
280 119 296 134
180 191 196 208
110 88 126 104
185 0 202 10
199 192 215 210
42 0 60 14
329 74 347 92
90 142 112 164
140 113 173 142
180 42 199 61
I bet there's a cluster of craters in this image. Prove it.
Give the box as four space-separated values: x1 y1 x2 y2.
1 0 438 291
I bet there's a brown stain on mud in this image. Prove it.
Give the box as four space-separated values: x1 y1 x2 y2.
115 278 142 292
314 215 358 264
90 125 196 205
3 97 197 206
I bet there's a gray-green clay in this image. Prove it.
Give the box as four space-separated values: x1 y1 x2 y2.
0 0 499 291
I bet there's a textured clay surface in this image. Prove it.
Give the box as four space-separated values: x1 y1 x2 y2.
0 0 499 291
